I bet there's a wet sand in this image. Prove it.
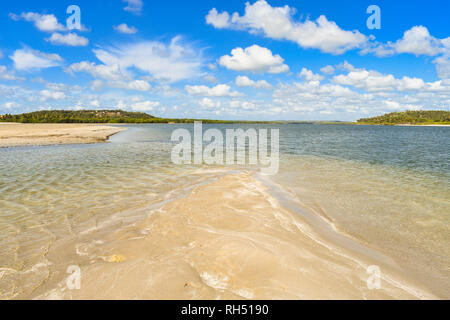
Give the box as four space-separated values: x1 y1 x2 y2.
0 123 125 148
31 172 436 300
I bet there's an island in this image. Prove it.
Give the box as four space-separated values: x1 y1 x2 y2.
357 110 450 125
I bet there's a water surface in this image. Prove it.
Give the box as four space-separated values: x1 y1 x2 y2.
0 124 448 298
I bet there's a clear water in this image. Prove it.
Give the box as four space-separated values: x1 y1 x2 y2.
0 124 449 298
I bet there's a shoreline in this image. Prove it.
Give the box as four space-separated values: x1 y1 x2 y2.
0 123 126 148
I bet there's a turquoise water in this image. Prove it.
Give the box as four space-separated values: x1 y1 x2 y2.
0 124 449 298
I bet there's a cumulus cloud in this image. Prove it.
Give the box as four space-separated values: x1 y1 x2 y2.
0 66 23 81
219 45 289 74
88 79 151 91
299 68 324 81
336 61 355 72
115 99 160 112
114 23 138 34
2 102 16 110
199 97 222 109
206 0 367 54
46 32 89 46
129 100 160 111
67 61 126 81
320 65 335 75
235 75 272 88
333 68 426 92
433 55 450 79
123 0 144 15
271 77 449 118
9 12 65 32
110 80 151 91
10 48 63 71
393 26 442 56
88 37 203 82
367 26 448 58
40 89 66 101
185 84 243 97
205 8 231 29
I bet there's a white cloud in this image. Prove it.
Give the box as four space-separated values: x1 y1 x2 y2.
10 48 63 71
109 80 151 91
67 61 126 81
115 99 160 112
320 65 335 75
199 97 221 109
333 68 426 92
235 75 272 88
219 45 289 74
204 74 218 83
84 77 150 92
90 100 100 108
205 8 231 29
186 84 243 97
89 80 104 91
270 80 439 118
393 26 442 56
130 100 160 111
299 68 324 81
433 55 450 79
206 0 367 54
0 66 22 81
123 0 144 15
90 37 203 82
10 12 65 32
2 102 16 109
40 89 66 101
367 26 448 58
228 100 258 110
207 63 217 71
0 50 3 59
46 32 89 46
114 23 138 34
337 61 355 72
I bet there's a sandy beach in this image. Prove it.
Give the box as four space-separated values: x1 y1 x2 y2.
0 123 125 148
25 172 435 300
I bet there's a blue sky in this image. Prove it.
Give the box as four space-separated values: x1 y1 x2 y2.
0 0 449 120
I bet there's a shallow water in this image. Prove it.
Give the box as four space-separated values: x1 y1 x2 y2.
0 124 449 299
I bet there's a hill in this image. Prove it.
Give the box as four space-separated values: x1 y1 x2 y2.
0 110 158 123
357 110 450 125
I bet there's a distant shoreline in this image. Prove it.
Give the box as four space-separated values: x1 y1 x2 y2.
395 124 450 127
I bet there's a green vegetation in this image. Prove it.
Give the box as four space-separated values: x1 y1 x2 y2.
0 110 270 124
357 110 450 125
4 109 447 126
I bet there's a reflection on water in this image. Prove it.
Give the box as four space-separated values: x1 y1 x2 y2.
0 124 449 298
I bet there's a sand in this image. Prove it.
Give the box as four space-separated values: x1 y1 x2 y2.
29 172 436 300
0 123 125 148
